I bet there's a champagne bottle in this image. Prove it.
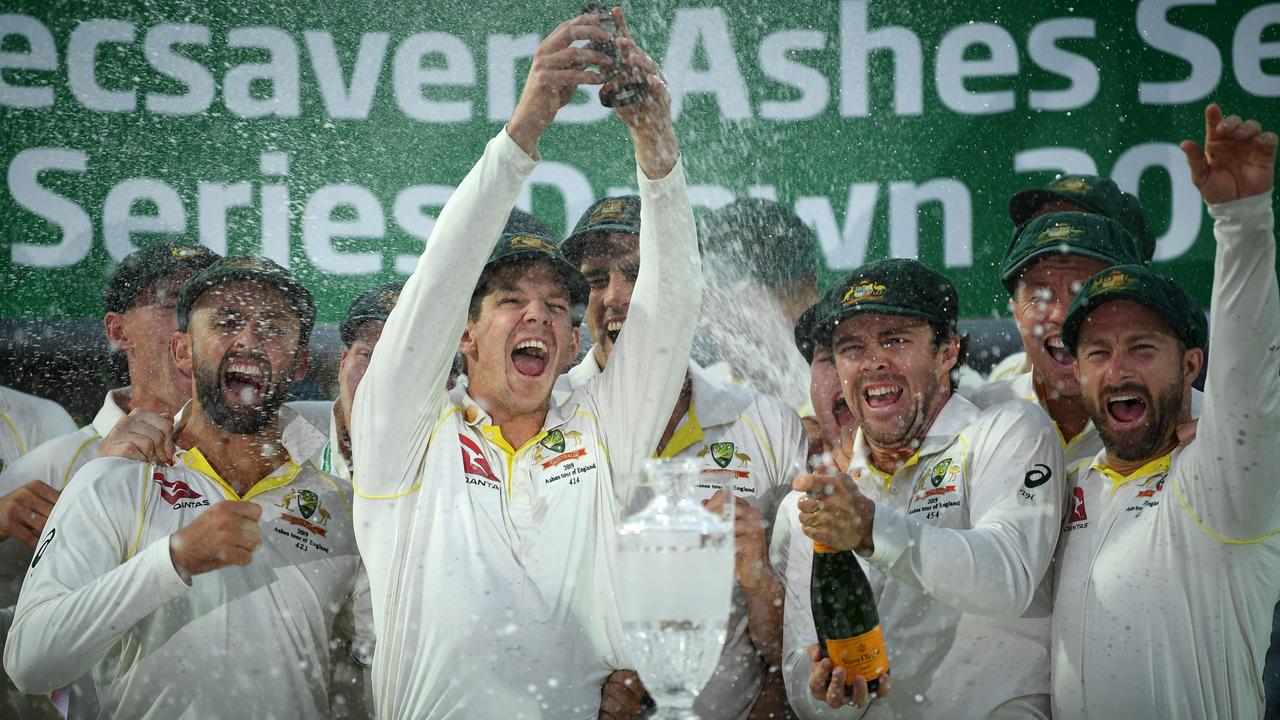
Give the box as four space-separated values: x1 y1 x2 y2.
811 541 889 694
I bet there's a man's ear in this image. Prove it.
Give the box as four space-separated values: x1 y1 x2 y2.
1183 346 1205 387
104 311 129 352
938 334 960 376
292 346 311 382
459 323 478 362
171 331 193 375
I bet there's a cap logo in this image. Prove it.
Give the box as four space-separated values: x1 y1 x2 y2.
509 235 556 253
842 279 887 306
225 257 264 269
1091 269 1138 293
171 245 209 259
376 290 400 311
1036 222 1083 246
1053 177 1091 194
589 199 628 222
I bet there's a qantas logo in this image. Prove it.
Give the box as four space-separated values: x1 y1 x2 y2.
154 472 209 509
1064 486 1089 530
459 434 500 487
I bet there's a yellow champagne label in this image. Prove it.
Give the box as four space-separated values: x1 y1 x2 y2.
826 626 889 681
813 541 840 553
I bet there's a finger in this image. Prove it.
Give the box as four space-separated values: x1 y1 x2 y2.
849 674 870 709
807 644 823 662
132 409 176 437
541 45 613 71
27 482 60 505
875 672 892 699
1204 102 1222 141
613 6 632 40
1180 140 1209 187
24 495 56 520
808 658 832 699
537 68 605 88
542 13 603 52
825 666 847 709
226 500 263 521
617 671 645 700
227 548 254 567
796 495 820 514
1236 118 1262 140
599 691 623 716
238 522 263 551
1257 131 1279 149
11 523 39 550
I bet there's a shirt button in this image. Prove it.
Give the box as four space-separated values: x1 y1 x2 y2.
890 486 899 496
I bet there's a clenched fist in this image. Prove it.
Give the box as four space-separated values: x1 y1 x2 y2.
0 481 60 548
168 500 263 581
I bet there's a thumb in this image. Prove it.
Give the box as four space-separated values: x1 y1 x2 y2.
1180 139 1209 188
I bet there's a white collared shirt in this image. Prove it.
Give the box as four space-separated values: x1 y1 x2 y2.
0 386 76 472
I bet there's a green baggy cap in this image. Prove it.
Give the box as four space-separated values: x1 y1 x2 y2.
1008 174 1156 262
1001 211 1144 293
104 241 220 313
478 229 589 307
814 258 958 346
560 196 642 265
340 282 404 346
794 303 818 364
177 255 317 343
1062 264 1207 355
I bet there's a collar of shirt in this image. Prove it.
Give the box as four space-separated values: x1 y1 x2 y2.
178 445 305 501
852 393 980 488
1088 445 1181 492
447 384 570 449
92 387 131 437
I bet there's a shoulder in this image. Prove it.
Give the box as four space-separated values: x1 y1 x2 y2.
0 387 76 443
58 456 152 511
0 427 100 491
971 398 1056 440
964 377 1020 409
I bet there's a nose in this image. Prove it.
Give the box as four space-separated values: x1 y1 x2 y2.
602 272 633 311
524 299 553 325
1101 349 1137 386
1044 294 1070 329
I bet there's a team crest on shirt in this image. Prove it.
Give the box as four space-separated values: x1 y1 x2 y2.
534 428 587 469
154 471 209 509
279 487 331 538
694 442 755 494
909 457 961 517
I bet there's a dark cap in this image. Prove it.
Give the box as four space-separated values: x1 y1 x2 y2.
340 282 404 346
561 195 641 265
177 256 317 343
794 304 818 363
1001 211 1144 293
477 230 589 306
815 258 958 345
505 208 555 239
1062 265 1207 355
699 198 818 287
103 242 220 314
1009 175 1155 263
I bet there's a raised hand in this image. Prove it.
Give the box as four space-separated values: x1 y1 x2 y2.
168 500 263 580
597 669 647 720
0 481 60 548
608 7 677 180
507 13 613 157
806 643 892 709
1180 103 1277 204
794 470 875 554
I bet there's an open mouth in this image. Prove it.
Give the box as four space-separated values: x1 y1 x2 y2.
511 339 550 377
862 383 904 410
605 319 624 345
1106 393 1148 425
1043 335 1072 369
832 392 855 428
221 358 269 403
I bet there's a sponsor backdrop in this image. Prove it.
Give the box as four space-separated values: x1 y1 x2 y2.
2 0 1277 322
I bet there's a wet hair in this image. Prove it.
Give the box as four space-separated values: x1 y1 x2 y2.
467 257 573 322
929 322 969 394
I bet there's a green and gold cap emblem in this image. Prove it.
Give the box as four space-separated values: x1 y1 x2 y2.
1062 264 1207 355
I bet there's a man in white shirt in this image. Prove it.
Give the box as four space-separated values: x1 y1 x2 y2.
5 256 370 718
558 195 805 719
351 11 702 718
1051 103 1279 719
783 259 1065 719
967 212 1145 468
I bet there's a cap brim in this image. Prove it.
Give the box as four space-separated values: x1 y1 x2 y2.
1009 189 1103 227
1000 244 1132 291
483 249 589 306
815 303 949 344
561 225 638 265
1063 288 1178 354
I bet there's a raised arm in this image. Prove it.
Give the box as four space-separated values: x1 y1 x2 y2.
4 460 189 693
589 12 702 481
1178 103 1279 538
352 14 613 496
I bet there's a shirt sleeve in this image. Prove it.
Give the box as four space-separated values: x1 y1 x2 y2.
4 459 189 694
1180 192 1280 539
351 129 537 498
582 157 703 486
866 400 1066 618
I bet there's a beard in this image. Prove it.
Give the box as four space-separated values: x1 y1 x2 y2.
1087 380 1184 463
194 349 292 435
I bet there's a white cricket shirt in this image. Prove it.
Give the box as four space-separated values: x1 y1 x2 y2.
0 386 76 473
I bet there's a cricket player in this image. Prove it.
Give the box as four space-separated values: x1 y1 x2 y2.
0 387 74 475
967 212 1145 467
987 174 1155 382
350 10 701 719
5 256 370 718
782 259 1065 718
556 195 805 719
1051 104 1279 718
